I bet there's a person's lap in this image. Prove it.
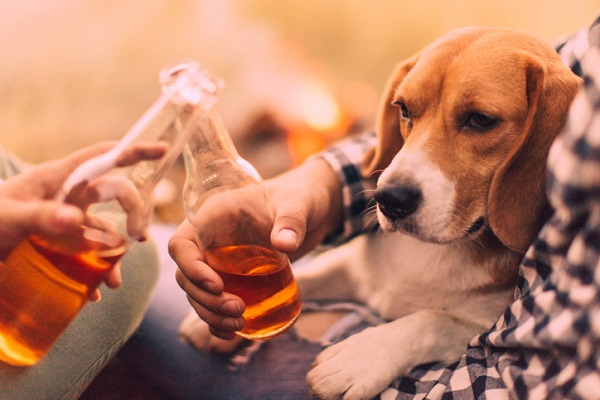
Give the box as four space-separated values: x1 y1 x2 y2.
0 238 159 400
118 224 327 400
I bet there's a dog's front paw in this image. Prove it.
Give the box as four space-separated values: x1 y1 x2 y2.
307 327 404 400
179 309 245 353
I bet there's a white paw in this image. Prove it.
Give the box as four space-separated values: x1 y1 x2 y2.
307 327 404 400
178 309 245 353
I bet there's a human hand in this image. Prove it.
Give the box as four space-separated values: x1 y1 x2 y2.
268 156 342 260
0 141 167 301
170 155 342 340
170 219 246 340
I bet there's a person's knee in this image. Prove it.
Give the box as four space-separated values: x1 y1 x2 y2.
121 238 161 298
95 237 160 336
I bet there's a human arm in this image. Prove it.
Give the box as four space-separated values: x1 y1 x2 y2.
171 131 378 339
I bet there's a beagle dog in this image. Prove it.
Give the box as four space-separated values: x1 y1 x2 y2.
179 27 581 399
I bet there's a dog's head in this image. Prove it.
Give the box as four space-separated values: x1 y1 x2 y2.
363 27 581 253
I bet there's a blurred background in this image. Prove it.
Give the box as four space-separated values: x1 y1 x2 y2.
0 0 597 219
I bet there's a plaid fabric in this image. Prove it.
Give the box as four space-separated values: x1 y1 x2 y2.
319 17 600 399
318 130 378 245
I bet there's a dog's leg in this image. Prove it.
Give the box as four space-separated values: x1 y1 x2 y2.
307 309 487 400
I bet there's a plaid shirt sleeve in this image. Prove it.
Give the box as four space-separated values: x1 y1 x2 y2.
320 16 600 399
317 130 378 244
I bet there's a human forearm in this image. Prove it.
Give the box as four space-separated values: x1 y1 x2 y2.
268 154 343 261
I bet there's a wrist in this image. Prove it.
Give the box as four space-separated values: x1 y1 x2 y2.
301 155 342 238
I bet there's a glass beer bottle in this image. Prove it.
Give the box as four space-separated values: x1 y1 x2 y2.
0 59 210 366
182 68 301 340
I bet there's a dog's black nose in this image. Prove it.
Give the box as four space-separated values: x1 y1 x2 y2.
374 185 422 220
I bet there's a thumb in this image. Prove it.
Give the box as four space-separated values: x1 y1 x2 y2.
0 201 84 259
13 201 84 236
270 207 308 253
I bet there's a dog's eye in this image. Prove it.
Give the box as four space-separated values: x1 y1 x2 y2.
465 112 498 131
394 101 410 119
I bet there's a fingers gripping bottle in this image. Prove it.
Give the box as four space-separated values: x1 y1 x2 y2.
181 67 301 340
0 60 209 366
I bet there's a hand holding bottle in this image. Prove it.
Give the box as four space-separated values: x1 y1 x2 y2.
0 59 210 366
0 141 165 262
171 155 343 340
173 65 304 340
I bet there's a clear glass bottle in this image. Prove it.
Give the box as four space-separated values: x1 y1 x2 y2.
0 60 208 366
182 68 301 340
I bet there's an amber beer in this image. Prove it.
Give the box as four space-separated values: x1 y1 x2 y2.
206 244 301 339
0 227 126 366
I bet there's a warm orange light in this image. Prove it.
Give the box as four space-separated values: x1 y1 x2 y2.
287 126 328 165
287 79 358 164
300 81 341 132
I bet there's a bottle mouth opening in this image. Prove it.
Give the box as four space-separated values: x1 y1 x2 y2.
159 59 200 85
159 59 223 108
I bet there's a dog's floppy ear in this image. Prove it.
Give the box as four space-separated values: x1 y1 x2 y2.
488 54 581 253
361 53 420 177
